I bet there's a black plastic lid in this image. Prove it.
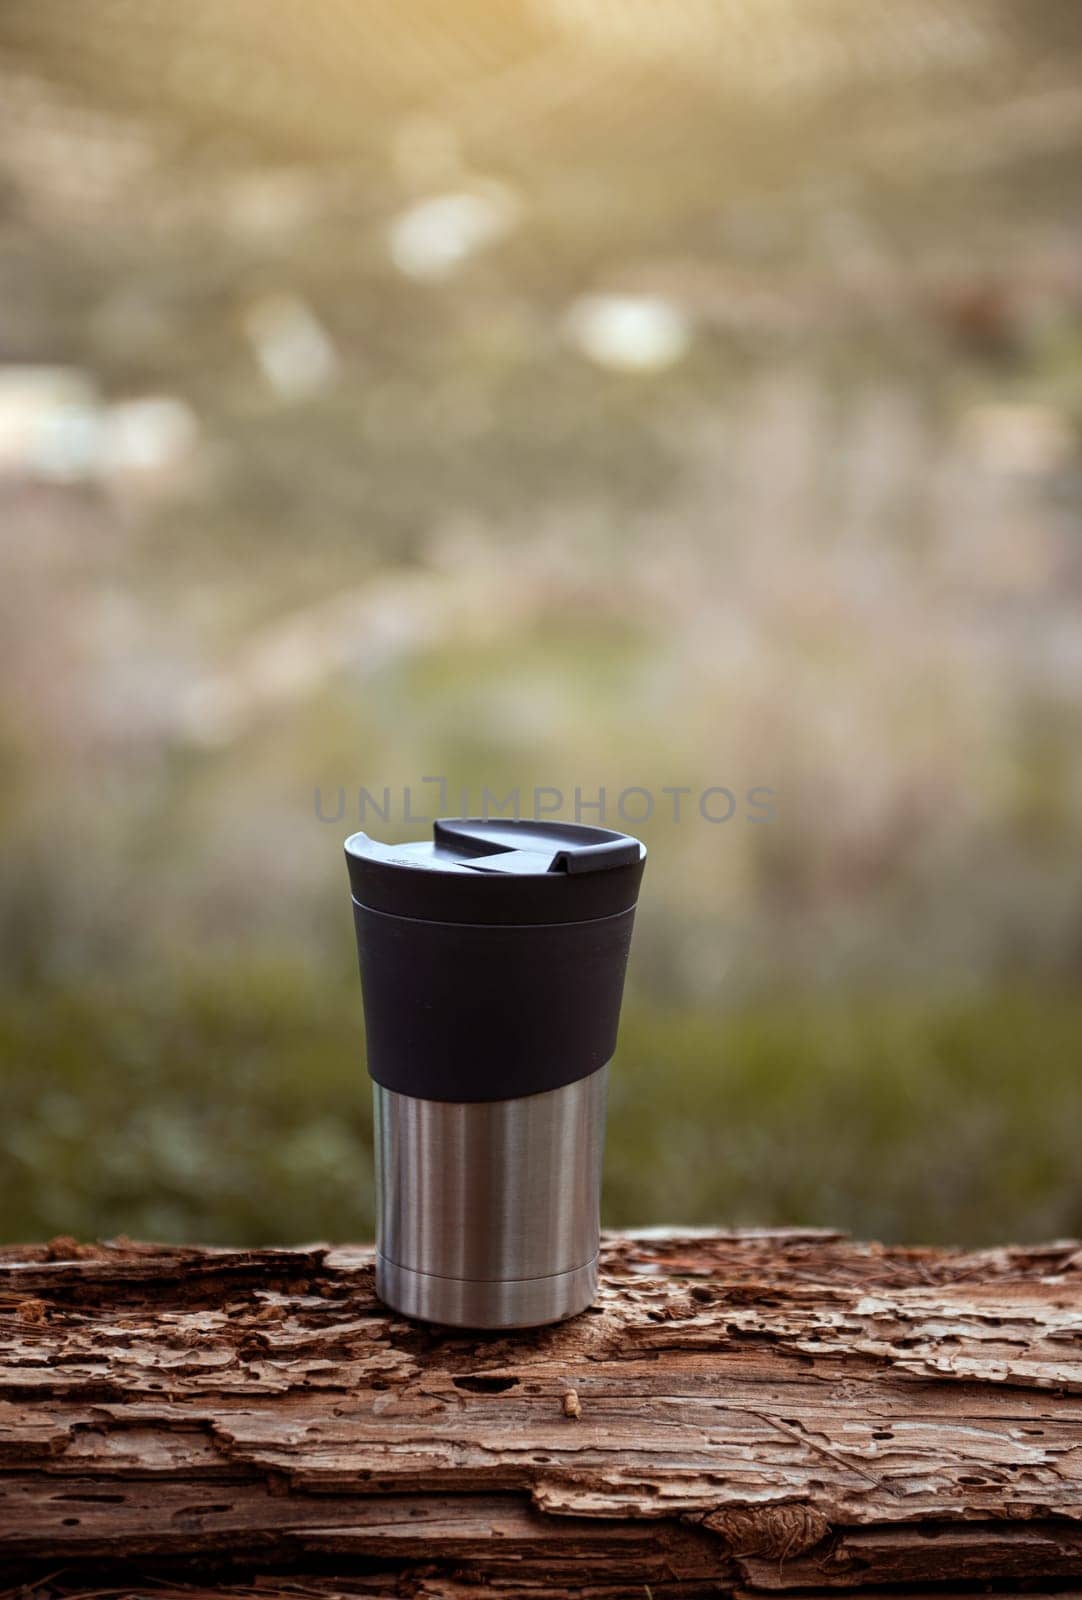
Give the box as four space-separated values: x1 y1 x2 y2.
345 818 646 925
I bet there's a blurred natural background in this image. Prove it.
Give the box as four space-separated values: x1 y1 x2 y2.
2 0 1081 1247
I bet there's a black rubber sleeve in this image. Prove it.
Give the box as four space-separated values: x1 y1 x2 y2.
352 900 638 1103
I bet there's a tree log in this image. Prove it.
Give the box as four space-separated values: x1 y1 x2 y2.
1 1230 1080 1595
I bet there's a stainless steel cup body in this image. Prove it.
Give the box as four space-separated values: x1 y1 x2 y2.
374 1063 608 1328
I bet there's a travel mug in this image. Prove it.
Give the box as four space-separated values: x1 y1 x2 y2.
345 816 646 1328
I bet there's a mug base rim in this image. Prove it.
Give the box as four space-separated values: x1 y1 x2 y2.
374 1252 599 1329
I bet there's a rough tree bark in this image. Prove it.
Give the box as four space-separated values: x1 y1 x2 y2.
1 1230 1080 1596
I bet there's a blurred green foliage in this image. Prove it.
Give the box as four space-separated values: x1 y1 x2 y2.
2 2 1082 1247
3 963 1079 1247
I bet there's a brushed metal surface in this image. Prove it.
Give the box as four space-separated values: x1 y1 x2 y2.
375 1254 599 1330
373 1064 607 1327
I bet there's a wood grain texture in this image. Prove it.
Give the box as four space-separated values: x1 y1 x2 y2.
1 1230 1080 1595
